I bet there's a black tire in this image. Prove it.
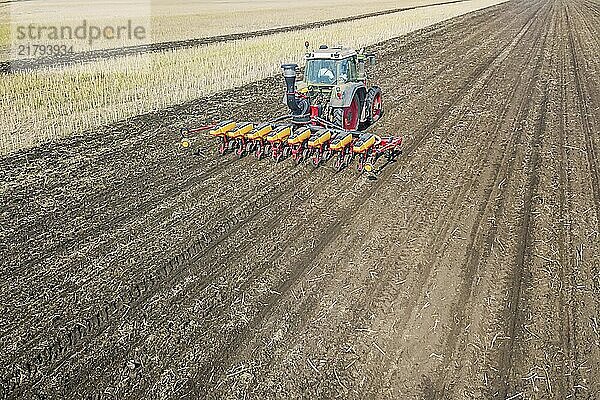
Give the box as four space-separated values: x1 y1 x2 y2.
333 94 360 130
333 108 344 129
365 86 383 126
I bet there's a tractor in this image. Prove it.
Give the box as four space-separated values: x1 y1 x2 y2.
182 44 401 172
282 44 383 131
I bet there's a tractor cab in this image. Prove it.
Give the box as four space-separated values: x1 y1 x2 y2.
304 51 360 86
281 44 381 130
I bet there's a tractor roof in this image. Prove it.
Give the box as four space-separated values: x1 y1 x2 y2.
305 45 357 60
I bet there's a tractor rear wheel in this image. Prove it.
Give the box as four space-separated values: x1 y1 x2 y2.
333 94 360 130
365 86 383 126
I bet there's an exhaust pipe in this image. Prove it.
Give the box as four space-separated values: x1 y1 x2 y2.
281 63 302 114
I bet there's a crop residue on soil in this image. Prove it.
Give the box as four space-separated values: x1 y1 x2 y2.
0 0 599 399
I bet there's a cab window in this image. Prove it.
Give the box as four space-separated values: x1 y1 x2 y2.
337 57 357 83
305 59 337 85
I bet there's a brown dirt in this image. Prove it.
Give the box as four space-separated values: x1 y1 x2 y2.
0 0 598 399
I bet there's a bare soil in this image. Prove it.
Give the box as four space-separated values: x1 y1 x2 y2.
0 0 598 398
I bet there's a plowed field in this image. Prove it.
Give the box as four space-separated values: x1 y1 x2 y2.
1 0 599 398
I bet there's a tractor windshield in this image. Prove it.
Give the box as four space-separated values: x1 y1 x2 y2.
305 59 338 85
305 58 356 85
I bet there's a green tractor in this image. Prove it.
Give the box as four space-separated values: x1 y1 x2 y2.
282 44 383 131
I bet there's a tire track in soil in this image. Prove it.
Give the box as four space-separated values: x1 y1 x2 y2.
5 155 332 385
431 1 553 396
1 157 281 361
562 3 600 396
182 2 548 394
0 154 238 290
578 1 600 55
580 0 600 29
1 147 301 314
1 88 292 357
576 1 600 387
355 3 551 395
440 3 553 393
498 8 580 396
58 167 361 399
105 193 351 396
389 0 543 165
555 6 578 393
343 3 550 394
532 4 584 395
361 0 544 363
493 13 551 399
1 123 260 273
1 160 336 399
493 97 544 396
0 152 286 331
565 3 600 233
0 0 474 74
9 139 380 398
582 0 600 14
